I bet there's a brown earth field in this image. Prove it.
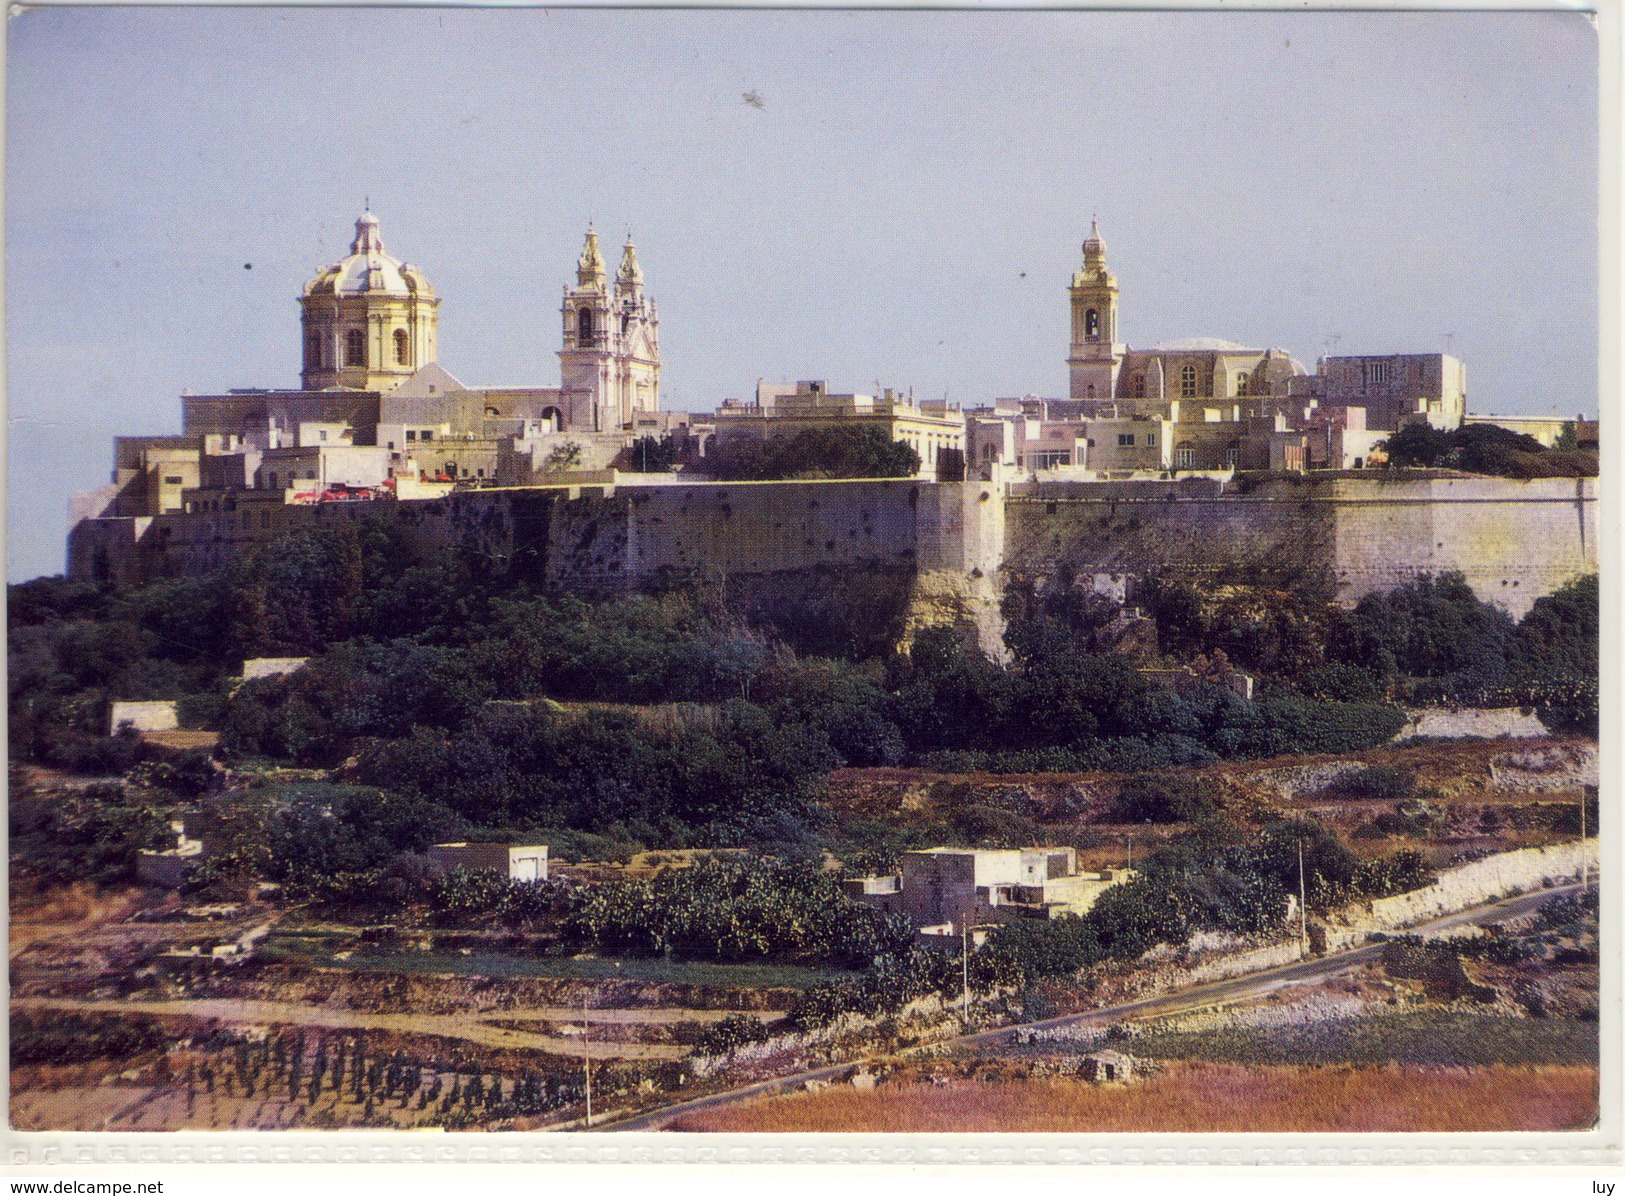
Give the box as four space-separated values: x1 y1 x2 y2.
669 1062 1599 1133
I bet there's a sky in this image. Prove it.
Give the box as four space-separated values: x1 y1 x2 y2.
5 7 1600 580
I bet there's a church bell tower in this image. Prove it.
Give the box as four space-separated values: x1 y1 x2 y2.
1067 218 1123 401
558 226 660 431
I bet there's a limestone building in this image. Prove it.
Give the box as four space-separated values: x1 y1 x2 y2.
300 211 439 392
711 380 966 478
70 211 677 581
970 222 1468 477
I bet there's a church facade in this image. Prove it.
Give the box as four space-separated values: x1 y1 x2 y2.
70 211 675 578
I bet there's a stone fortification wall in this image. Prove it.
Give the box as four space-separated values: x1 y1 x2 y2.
1004 477 1341 598
1004 475 1596 615
68 474 1595 643
1322 476 1596 617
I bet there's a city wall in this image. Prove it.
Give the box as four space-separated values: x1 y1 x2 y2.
1004 475 1597 617
67 474 1597 648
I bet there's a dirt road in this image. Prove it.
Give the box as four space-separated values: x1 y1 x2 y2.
597 881 1584 1130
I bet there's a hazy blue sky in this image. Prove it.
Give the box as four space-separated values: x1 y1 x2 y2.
6 8 1599 580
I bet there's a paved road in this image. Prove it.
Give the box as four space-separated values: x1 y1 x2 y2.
596 881 1584 1131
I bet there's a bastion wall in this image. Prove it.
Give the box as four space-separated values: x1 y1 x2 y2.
66 475 1597 646
1003 475 1597 617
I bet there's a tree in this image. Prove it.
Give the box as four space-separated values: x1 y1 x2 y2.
627 436 677 473
702 427 921 481
1508 573 1599 734
1380 423 1456 469
1113 773 1220 823
544 442 584 472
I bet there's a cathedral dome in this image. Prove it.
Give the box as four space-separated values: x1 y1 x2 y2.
304 211 435 300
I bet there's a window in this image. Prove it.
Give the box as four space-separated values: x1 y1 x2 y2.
422 430 433 442
163 475 183 485
1235 371 1249 395
307 334 323 369
1117 433 1135 447
267 471 278 489
345 328 366 367
394 328 410 366
319 430 328 442
1085 308 1100 339
1180 363 1198 398
577 307 595 347
1086 384 1096 398
1225 443 1240 467
1364 361 1391 387
1146 433 1157 447
1133 373 1146 398
1175 445 1195 469
405 430 417 442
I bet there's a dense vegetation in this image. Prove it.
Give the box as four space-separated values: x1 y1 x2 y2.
1380 422 1597 479
785 814 1437 1029
8 513 1597 855
700 426 922 481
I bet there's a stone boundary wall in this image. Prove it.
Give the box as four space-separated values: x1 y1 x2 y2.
1394 707 1548 741
1182 938 1307 985
108 700 178 735
1321 840 1596 951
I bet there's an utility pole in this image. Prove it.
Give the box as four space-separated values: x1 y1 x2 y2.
1580 793 1589 893
1297 838 1310 955
582 987 591 1128
961 909 971 1023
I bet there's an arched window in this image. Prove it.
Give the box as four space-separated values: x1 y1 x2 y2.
1085 308 1100 339
577 308 594 347
1235 371 1250 395
1086 384 1096 398
345 328 366 367
1174 444 1194 469
394 328 410 366
1225 442 1240 467
1133 372 1146 399
1180 363 1198 399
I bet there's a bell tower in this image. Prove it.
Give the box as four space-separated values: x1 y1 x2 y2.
1067 218 1123 402
558 226 660 431
612 235 660 423
558 226 615 431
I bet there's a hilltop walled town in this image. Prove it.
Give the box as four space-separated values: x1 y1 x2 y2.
16 211 1603 1135
67 213 1596 630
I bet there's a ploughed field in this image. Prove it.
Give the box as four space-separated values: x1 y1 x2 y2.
668 1063 1598 1133
8 892 811 1130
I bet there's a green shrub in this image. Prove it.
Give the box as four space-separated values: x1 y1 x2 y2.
1328 765 1418 801
694 1013 772 1056
1113 774 1220 823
